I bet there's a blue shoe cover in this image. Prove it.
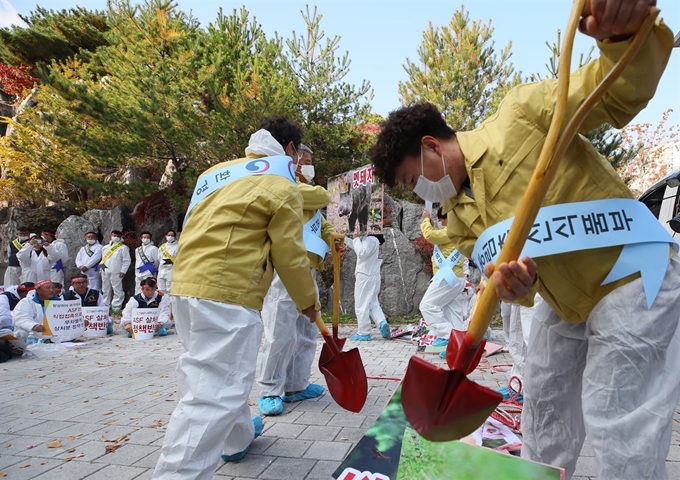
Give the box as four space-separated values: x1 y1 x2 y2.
432 337 449 347
439 350 447 359
156 327 168 336
221 416 263 462
350 333 371 341
127 331 132 338
282 383 325 403
379 321 391 339
106 325 113 335
258 396 283 416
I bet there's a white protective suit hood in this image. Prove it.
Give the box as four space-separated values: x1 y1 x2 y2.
244 130 286 158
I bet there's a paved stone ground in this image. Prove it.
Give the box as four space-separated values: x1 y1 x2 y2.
1 325 678 479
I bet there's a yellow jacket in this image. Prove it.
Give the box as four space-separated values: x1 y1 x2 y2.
420 218 465 277
444 19 674 323
172 154 318 311
298 182 336 269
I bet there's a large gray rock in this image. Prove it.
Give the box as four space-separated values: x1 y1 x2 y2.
338 246 357 316
100 206 134 237
383 193 402 231
401 201 425 240
132 203 179 243
56 216 97 283
379 227 425 316
82 209 107 236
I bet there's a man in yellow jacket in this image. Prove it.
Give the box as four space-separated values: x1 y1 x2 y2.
257 144 339 416
419 207 468 351
153 116 319 479
370 3 679 479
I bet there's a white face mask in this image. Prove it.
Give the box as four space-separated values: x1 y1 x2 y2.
413 146 458 204
166 236 176 243
18 235 29 242
141 238 151 245
111 236 122 243
86 239 97 245
300 165 315 182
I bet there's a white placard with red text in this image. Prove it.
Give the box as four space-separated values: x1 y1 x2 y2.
83 306 110 338
43 300 85 341
130 308 158 340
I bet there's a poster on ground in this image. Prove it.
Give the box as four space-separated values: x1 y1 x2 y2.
83 306 110 338
333 385 564 480
130 308 158 340
43 300 84 341
327 164 384 235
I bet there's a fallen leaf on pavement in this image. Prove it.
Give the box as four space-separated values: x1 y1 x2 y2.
105 443 122 454
26 445 36 449
47 440 62 448
18 464 30 468
105 419 116 424
0 471 6 476
102 411 114 415
68 434 83 441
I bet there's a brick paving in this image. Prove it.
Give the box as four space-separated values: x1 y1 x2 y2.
1 325 678 479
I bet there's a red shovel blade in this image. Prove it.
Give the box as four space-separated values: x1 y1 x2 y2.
401 356 502 442
446 329 486 373
319 337 367 413
319 337 346 365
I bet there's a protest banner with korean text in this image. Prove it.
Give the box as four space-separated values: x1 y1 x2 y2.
43 300 85 341
83 306 110 338
130 308 158 340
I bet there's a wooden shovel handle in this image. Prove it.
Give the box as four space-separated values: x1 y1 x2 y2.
330 234 345 336
466 1 658 344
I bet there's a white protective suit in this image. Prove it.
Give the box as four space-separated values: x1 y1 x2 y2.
121 292 173 330
419 259 469 337
345 236 386 335
101 241 131 311
157 240 178 294
44 239 70 285
153 297 263 479
134 243 160 292
258 270 319 397
505 293 542 381
521 256 680 480
11 290 45 341
75 242 103 291
0 287 19 329
16 244 51 283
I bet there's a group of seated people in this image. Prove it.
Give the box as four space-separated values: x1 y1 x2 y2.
0 275 173 347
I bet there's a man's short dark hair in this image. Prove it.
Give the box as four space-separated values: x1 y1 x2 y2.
17 226 30 232
111 230 123 235
140 277 157 288
370 103 456 188
140 231 152 237
166 229 176 236
257 115 302 150
85 231 98 236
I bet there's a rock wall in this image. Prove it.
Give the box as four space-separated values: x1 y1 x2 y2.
1 194 436 316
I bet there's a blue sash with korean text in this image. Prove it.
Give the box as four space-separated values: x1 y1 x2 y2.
471 199 678 308
185 156 297 220
303 210 330 258
137 247 157 276
431 246 463 287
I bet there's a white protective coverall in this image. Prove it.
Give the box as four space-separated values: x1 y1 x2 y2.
345 236 386 335
121 292 173 330
419 260 469 338
134 242 160 292
100 241 131 311
44 239 70 285
505 293 542 381
0 286 19 329
16 244 51 283
157 240 178 294
521 256 680 480
11 290 46 341
76 242 103 291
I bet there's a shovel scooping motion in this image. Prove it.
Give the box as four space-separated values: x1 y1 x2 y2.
401 0 660 442
317 234 368 412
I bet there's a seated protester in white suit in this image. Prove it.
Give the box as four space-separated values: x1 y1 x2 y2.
41 229 70 285
121 277 172 337
63 274 112 334
0 283 34 331
134 231 160 292
344 231 390 341
12 279 59 342
157 230 178 294
16 236 51 283
75 231 103 291
4 226 31 286
100 230 131 314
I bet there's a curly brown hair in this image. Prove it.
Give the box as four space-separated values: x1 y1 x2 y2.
370 103 456 187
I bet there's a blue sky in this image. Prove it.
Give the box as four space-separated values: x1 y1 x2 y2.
2 0 679 128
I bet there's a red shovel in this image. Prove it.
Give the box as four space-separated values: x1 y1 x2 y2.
317 234 368 412
401 0 659 442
